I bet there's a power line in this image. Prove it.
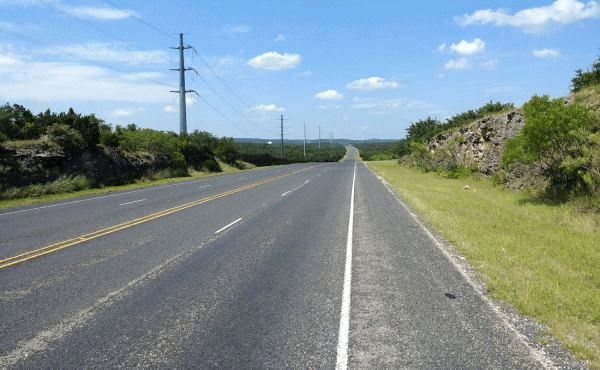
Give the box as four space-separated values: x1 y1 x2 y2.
96 1 256 114
0 26 174 88
196 95 254 137
98 0 177 41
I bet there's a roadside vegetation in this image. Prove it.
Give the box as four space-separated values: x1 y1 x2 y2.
0 104 341 205
352 141 408 161
236 142 345 166
367 161 600 368
362 54 600 367
396 55 600 211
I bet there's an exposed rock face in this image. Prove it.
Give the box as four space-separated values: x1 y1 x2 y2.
428 111 525 175
0 145 171 188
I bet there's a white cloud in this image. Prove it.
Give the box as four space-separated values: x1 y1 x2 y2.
352 98 433 110
444 57 471 70
346 76 399 90
0 0 137 21
185 95 197 105
457 0 600 32
532 48 561 58
250 104 286 113
437 43 446 52
163 105 176 113
274 34 286 42
314 89 344 100
449 38 485 56
222 24 251 37
43 42 170 65
296 70 313 77
480 59 498 70
112 107 142 117
0 49 172 103
247 51 301 70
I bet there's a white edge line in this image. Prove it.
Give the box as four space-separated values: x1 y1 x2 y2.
366 164 555 369
118 199 146 206
214 218 243 234
335 160 356 370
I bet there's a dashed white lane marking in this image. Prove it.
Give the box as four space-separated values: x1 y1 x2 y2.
118 199 146 206
214 218 243 234
281 180 310 197
198 185 212 189
335 160 357 370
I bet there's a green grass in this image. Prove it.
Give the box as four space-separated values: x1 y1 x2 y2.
0 162 257 210
367 160 600 368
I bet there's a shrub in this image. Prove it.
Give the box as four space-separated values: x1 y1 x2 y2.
503 95 600 196
47 124 85 154
571 55 600 93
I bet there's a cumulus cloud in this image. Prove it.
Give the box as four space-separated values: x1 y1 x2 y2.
314 89 344 100
346 76 399 90
250 104 286 113
444 58 471 70
457 0 600 32
247 51 301 70
532 48 561 58
449 38 485 56
437 43 447 52
42 42 170 65
163 105 176 113
274 34 286 42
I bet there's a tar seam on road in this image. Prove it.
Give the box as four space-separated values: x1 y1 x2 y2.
0 166 317 270
215 218 243 234
118 199 146 206
335 160 356 370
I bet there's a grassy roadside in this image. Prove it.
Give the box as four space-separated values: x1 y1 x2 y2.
0 162 259 210
367 160 600 368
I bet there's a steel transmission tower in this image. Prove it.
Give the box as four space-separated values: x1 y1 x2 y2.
170 33 198 135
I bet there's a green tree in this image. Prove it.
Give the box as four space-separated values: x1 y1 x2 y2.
503 95 600 195
406 117 442 142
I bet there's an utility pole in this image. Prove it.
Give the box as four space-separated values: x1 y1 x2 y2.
303 122 306 158
318 126 321 149
330 131 333 146
170 33 197 135
280 114 285 160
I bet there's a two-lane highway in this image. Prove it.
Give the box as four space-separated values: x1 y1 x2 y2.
0 148 551 368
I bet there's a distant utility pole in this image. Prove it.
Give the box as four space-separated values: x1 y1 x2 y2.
170 33 198 135
318 126 321 149
280 114 285 160
330 131 333 146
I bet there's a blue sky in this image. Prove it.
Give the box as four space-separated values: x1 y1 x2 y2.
0 0 599 139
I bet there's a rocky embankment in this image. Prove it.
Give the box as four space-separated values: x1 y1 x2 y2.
428 111 524 175
0 145 171 188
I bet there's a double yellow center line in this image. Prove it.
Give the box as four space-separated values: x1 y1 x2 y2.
0 166 314 270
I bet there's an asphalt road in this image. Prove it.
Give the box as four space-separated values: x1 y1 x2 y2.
0 147 548 369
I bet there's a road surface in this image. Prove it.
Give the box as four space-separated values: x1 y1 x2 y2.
0 147 546 368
